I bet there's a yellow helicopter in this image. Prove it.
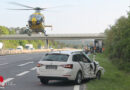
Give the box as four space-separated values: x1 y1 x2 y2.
9 2 53 36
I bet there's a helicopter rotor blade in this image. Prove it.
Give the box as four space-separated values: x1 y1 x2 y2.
45 5 68 9
7 9 34 10
8 2 69 12
33 7 47 11
39 5 69 11
40 8 47 10
9 2 34 9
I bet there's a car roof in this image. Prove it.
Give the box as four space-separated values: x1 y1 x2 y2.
49 50 83 55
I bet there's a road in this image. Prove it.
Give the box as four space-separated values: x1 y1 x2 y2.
0 53 87 90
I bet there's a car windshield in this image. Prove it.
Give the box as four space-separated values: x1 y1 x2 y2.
42 54 69 62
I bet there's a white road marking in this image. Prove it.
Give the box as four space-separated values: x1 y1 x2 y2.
16 71 30 76
3 78 14 84
17 61 34 66
0 63 8 66
30 67 37 70
74 85 80 90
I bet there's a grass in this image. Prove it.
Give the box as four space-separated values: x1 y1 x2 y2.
87 53 130 90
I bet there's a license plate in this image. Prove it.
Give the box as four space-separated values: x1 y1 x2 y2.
46 65 57 69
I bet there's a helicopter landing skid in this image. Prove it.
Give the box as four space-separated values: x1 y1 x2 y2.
43 30 48 36
27 30 32 36
25 29 32 36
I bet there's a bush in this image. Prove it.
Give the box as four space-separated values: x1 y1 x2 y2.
105 12 130 71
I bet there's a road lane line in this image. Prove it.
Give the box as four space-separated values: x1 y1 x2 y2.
30 67 37 71
3 78 14 84
0 63 8 66
16 71 30 76
74 85 80 90
17 61 34 66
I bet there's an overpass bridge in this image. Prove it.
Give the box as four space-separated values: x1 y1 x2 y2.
0 33 106 49
0 33 106 40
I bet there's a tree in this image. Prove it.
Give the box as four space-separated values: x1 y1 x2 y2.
105 12 130 71
9 29 16 34
0 26 9 35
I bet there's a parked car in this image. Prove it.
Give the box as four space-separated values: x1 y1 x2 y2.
36 50 104 85
8 48 14 50
0 42 3 50
16 46 23 50
25 44 33 50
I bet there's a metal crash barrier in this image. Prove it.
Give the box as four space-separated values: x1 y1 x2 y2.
0 49 76 56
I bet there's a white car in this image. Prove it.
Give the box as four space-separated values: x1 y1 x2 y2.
16 46 23 50
36 51 104 84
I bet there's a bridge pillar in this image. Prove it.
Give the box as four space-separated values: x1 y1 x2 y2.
44 39 49 49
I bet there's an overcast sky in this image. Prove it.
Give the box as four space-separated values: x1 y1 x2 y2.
0 0 129 34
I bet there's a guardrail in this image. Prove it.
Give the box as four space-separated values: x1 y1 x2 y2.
0 49 77 56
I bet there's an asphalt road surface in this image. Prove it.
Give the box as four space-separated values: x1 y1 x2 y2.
0 53 87 90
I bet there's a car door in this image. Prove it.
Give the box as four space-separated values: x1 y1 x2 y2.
73 54 91 78
82 53 96 77
80 54 92 78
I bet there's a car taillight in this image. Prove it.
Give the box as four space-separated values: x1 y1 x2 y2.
37 63 43 67
61 64 73 69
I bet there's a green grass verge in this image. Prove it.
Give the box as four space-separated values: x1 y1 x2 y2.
87 53 130 90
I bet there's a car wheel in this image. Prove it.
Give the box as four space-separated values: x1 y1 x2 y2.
40 78 49 84
96 71 101 80
75 72 82 85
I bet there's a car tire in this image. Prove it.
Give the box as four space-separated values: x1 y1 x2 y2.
75 72 82 85
40 78 49 85
96 71 101 80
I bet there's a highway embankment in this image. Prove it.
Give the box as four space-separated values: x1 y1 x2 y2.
87 53 130 90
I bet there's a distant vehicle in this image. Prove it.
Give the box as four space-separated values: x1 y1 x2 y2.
0 42 3 50
8 48 14 50
38 32 42 35
16 46 23 50
94 40 103 53
36 50 104 85
25 44 33 50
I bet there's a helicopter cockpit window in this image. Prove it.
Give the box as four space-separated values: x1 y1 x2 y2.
30 15 35 18
36 15 42 21
29 15 43 22
29 15 36 20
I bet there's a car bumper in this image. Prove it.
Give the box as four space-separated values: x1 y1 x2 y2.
37 76 69 80
37 67 77 80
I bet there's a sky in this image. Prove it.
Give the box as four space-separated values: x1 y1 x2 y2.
0 0 130 34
